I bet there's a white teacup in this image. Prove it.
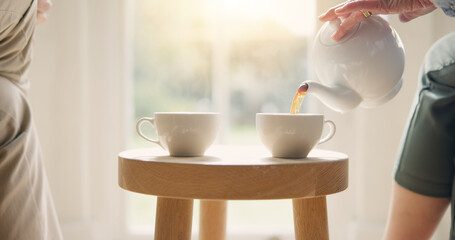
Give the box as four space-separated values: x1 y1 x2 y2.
136 112 220 157
256 113 336 158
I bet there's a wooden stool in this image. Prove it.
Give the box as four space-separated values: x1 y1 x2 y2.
118 145 348 240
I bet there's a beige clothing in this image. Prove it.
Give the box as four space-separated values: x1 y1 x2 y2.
0 0 62 239
0 0 36 92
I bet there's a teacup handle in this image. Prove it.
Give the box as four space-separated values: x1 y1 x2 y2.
136 117 164 149
318 120 336 144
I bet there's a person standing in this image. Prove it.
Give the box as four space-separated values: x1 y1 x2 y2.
319 0 455 239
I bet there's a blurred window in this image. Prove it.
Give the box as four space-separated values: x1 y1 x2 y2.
128 0 316 238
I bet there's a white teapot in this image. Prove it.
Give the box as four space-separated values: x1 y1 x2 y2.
303 16 405 112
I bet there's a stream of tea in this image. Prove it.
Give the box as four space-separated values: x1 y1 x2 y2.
290 83 309 114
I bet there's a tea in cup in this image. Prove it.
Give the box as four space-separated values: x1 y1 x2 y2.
256 113 336 158
136 112 220 157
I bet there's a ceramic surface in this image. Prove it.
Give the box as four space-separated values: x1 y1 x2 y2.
256 113 335 158
307 16 405 112
136 112 220 157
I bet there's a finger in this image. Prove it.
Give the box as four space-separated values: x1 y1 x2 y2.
319 9 339 22
331 12 365 41
37 12 47 24
319 2 348 21
38 0 52 12
335 1 382 15
37 0 51 24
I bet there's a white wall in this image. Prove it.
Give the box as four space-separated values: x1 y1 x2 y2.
29 0 132 239
27 0 455 239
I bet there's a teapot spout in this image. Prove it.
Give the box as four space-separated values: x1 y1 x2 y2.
304 80 363 113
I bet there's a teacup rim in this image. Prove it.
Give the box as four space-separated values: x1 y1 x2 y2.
154 112 220 115
256 113 323 116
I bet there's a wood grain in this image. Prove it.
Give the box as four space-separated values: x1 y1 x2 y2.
199 200 227 240
154 197 193 240
293 197 329 240
118 145 348 200
118 145 348 239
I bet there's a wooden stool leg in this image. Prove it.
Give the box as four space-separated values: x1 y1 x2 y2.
155 197 194 240
199 200 227 240
293 196 329 240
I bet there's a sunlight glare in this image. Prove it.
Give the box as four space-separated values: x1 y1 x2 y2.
226 0 271 20
221 0 316 37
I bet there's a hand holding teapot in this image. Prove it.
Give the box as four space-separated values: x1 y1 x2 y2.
302 15 405 112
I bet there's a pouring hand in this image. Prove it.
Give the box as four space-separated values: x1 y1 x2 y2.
319 0 436 41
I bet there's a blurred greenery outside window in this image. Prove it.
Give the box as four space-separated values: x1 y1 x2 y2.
128 0 316 238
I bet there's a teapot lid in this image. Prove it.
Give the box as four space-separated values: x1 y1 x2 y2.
318 18 360 46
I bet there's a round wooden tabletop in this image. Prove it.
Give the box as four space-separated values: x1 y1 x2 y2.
118 145 348 200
